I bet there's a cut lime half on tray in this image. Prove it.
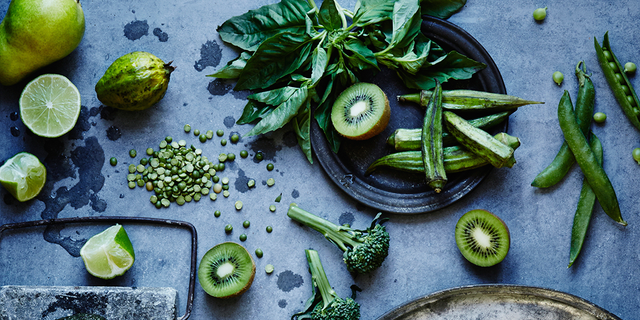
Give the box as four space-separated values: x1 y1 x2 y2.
0 152 46 202
80 224 135 279
20 74 81 138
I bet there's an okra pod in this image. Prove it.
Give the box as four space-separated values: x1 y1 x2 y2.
532 61 595 188
557 90 626 226
366 133 520 175
421 81 446 193
398 89 543 112
594 32 640 131
568 133 602 268
387 111 511 151
444 111 515 168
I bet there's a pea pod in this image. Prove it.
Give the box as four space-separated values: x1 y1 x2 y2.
444 111 514 168
398 89 543 112
387 111 511 151
594 32 640 131
557 90 626 226
568 132 602 268
421 81 447 193
366 133 520 175
532 61 595 188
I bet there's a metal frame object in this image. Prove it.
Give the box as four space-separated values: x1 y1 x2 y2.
0 216 197 320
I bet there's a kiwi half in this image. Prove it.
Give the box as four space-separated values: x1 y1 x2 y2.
454 209 510 267
331 82 390 140
198 242 256 298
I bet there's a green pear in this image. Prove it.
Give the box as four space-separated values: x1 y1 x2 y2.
0 0 85 86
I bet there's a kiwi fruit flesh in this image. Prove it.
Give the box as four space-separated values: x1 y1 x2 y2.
331 82 390 140
454 209 510 267
198 242 256 298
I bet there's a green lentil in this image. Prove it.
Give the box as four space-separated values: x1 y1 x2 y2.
128 164 136 173
247 179 255 188
267 178 275 187
136 179 145 187
239 234 247 241
209 193 217 201
265 264 274 274
225 224 233 233
255 248 263 258
223 190 230 198
240 150 248 158
231 134 240 143
184 124 191 133
221 177 229 185
110 157 117 166
206 130 214 139
269 205 276 212
128 181 136 189
266 225 273 233
218 154 227 162
146 148 154 156
214 210 221 217
235 201 243 210
216 129 224 137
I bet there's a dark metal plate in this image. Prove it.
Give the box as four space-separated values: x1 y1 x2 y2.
311 16 507 214
377 284 621 320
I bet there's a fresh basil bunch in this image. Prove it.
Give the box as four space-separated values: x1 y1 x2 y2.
210 0 483 163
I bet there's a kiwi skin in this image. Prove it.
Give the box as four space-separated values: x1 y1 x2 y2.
331 82 391 140
198 242 256 298
454 209 510 267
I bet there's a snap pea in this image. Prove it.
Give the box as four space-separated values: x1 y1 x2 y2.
595 32 640 131
557 90 626 226
532 61 595 188
421 80 446 193
569 133 602 268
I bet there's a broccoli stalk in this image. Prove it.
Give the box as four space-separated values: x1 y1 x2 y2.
292 249 360 320
287 204 390 274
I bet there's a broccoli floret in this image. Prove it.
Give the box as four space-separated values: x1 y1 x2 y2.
292 249 361 320
287 204 390 274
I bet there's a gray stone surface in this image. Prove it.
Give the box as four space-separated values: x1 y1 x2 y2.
1 1 639 320
0 285 177 320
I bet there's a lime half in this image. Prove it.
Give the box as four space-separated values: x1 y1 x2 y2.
80 224 135 279
20 74 81 138
0 152 46 202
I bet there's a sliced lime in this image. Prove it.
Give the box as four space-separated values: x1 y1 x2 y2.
20 74 81 138
0 152 46 202
80 224 135 279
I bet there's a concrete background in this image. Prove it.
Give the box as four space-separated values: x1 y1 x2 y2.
1 0 639 319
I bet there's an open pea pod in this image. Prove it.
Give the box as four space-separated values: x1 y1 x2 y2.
594 32 640 131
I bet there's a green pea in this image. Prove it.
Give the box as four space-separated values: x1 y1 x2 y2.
247 179 255 188
633 148 640 164
269 205 276 212
615 72 625 84
603 50 613 61
216 129 224 137
240 150 248 158
227 153 236 161
239 234 247 241
621 85 631 95
199 134 207 143
223 190 230 198
552 71 564 86
593 112 607 123
212 175 220 183
140 158 148 166
267 178 275 187
146 147 154 155
608 62 618 72
128 181 136 189
209 193 217 201
255 249 263 258
206 130 214 139
218 163 225 171
243 220 250 228
214 210 221 217
221 139 227 146
129 149 137 158
184 124 191 133
266 163 274 171
225 224 233 233
265 264 274 274
109 157 118 166
231 134 240 143
255 152 264 161
532 6 547 21
165 136 173 143
624 62 637 74
193 129 200 136
266 225 273 233
236 201 243 210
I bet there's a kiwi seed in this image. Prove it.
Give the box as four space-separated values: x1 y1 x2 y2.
330 82 390 140
454 209 510 267
197 242 256 298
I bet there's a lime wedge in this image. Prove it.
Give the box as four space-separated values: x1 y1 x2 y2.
19 74 81 138
80 224 135 279
0 152 46 202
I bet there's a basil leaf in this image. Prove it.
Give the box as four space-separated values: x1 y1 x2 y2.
397 50 486 89
217 0 312 51
237 100 275 125
235 32 315 91
310 46 328 86
353 0 395 27
343 38 379 73
245 86 309 136
382 0 422 53
376 34 430 74
248 87 297 106
293 100 312 163
207 52 252 79
318 0 343 31
421 0 467 19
